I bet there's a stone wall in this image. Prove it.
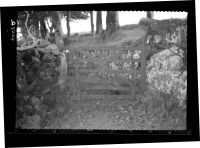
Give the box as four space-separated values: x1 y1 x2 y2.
139 18 187 107
139 17 187 51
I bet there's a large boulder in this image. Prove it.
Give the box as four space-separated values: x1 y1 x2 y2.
139 18 187 107
146 46 187 106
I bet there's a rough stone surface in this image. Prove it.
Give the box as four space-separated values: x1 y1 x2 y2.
144 18 187 107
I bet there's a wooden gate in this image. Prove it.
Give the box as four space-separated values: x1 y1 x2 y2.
67 40 147 100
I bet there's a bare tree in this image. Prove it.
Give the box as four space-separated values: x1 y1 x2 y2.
90 11 94 35
56 11 64 37
147 11 154 19
66 11 71 37
40 19 47 39
106 11 119 34
115 11 119 27
96 11 103 34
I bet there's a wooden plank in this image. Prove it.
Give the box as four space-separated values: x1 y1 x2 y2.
121 44 143 51
78 64 99 69
80 78 112 84
79 72 141 85
79 67 135 74
71 97 135 104
106 58 140 63
80 76 139 88
79 58 104 64
79 68 101 73
76 47 141 63
68 49 84 56
104 68 134 74
77 47 124 58
81 85 130 91
79 46 122 51
81 94 131 99
79 56 140 65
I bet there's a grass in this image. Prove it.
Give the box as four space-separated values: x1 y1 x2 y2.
120 24 139 30
67 24 145 48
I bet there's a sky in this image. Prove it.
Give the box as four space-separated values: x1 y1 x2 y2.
61 11 188 34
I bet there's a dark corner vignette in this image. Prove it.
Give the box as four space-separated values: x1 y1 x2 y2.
1 0 199 147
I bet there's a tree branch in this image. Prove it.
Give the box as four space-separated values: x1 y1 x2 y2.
17 39 60 55
46 18 52 32
24 11 30 37
17 39 40 51
24 11 36 41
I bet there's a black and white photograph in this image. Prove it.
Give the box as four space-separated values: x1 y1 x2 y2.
1 0 199 147
15 10 188 130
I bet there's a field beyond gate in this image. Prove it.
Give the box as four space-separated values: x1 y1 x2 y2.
67 41 147 100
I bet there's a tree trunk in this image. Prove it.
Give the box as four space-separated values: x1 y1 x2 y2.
56 11 64 37
21 26 29 39
31 21 40 39
66 11 71 37
40 19 47 39
51 16 57 33
96 11 103 34
90 11 94 35
46 18 54 33
115 11 119 27
147 11 154 19
106 11 119 34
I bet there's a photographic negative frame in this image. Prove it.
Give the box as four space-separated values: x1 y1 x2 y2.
1 0 199 147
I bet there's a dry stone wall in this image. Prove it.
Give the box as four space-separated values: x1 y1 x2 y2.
140 18 187 107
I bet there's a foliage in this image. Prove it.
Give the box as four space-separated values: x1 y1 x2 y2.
17 11 89 39
71 11 89 20
63 11 89 21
